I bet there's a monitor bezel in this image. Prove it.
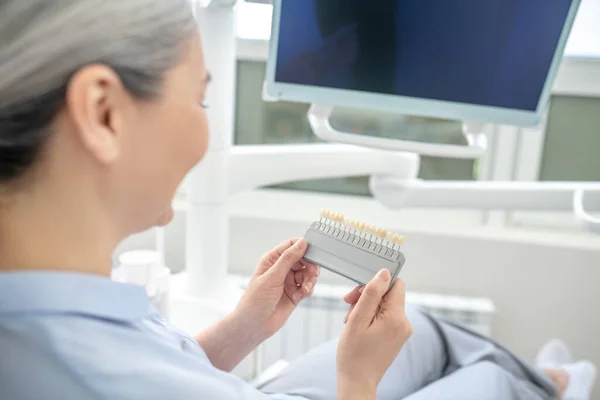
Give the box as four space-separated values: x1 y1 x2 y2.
264 0 581 126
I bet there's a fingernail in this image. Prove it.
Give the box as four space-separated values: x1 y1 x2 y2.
293 291 303 301
305 281 313 291
358 286 364 293
316 267 321 277
294 238 307 250
376 269 391 282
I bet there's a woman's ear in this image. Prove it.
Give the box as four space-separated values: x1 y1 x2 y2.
65 65 132 165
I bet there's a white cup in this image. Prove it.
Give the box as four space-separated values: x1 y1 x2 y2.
118 250 161 288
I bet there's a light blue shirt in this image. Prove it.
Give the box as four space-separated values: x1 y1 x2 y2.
0 272 297 400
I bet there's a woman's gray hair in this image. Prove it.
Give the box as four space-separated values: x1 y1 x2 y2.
0 0 197 184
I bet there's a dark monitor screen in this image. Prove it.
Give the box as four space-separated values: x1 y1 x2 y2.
274 0 573 112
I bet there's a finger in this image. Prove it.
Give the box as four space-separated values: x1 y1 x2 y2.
284 267 297 290
272 237 301 257
309 276 317 295
299 267 317 290
284 272 302 304
294 270 304 286
300 259 318 271
300 266 319 291
291 262 306 272
297 260 320 277
302 276 316 297
343 285 364 304
290 275 317 304
347 269 391 329
284 267 311 301
267 238 308 282
343 303 357 324
305 264 320 279
255 238 301 276
301 267 319 289
380 278 406 314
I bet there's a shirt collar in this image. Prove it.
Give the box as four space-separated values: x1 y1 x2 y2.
0 271 153 322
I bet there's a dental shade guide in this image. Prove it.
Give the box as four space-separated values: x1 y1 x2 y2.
302 210 406 290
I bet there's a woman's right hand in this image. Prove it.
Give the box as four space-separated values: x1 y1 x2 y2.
336 269 412 399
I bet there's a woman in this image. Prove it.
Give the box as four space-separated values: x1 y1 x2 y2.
0 1 595 399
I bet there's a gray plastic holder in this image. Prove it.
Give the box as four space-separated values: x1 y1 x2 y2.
302 222 405 289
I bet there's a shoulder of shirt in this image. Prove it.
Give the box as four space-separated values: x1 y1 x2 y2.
0 316 269 399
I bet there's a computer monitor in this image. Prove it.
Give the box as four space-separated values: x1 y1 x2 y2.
264 0 581 126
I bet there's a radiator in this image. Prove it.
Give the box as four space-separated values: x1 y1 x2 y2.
231 278 495 381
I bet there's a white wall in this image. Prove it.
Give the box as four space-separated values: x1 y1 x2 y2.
116 189 600 398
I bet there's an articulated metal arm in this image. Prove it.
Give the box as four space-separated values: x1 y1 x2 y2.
308 105 488 160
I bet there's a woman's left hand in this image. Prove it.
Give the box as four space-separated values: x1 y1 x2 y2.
196 237 319 372
234 237 320 340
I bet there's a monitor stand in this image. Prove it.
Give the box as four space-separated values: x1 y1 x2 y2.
307 104 488 160
574 189 600 234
